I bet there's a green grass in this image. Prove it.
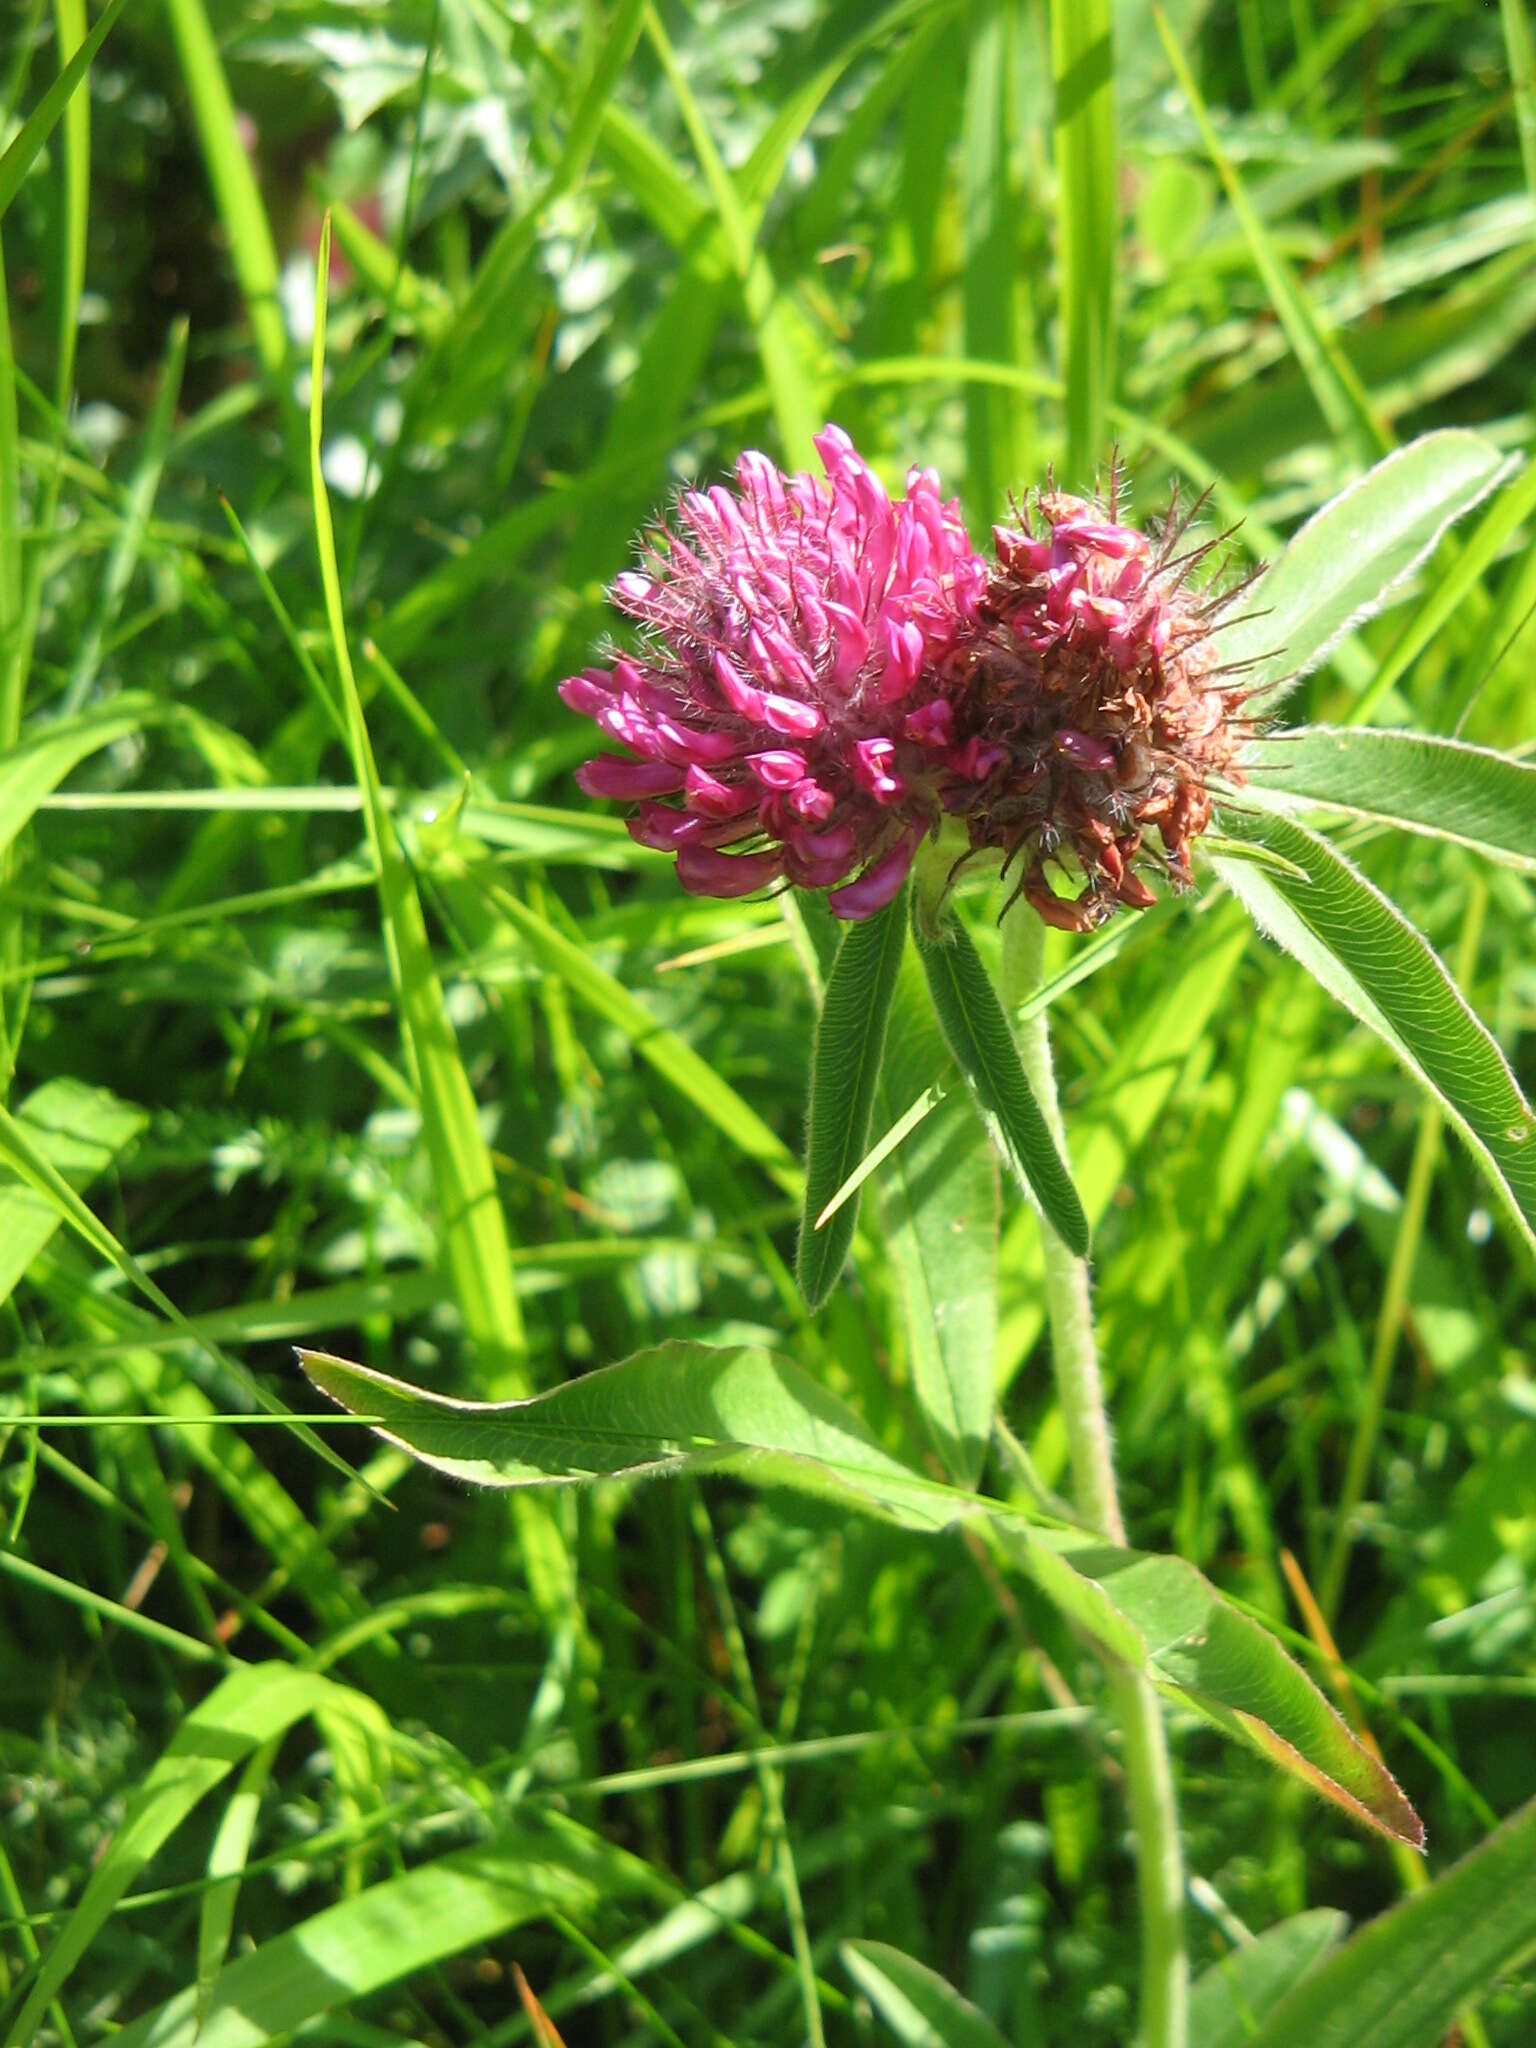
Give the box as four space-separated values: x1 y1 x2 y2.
1 2 1534 2043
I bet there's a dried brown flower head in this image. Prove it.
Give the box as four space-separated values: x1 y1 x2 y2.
940 469 1255 929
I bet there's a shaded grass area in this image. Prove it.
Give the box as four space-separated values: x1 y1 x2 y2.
1 0 1534 2040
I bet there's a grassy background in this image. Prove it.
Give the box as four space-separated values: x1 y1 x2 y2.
2 0 1535 2039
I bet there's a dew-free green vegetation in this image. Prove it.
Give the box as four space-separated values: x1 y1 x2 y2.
2 2 1536 2044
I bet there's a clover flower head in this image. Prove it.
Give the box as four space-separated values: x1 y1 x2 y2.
560 426 986 919
941 471 1253 929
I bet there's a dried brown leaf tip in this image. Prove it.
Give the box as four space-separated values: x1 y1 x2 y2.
941 462 1258 930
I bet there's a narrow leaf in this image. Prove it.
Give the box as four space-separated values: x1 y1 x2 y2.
1244 725 1536 872
1189 1911 1347 2048
8 1667 374 2041
913 911 1089 1255
1214 810 1536 1255
1002 1528 1424 1847
797 888 908 1310
301 1342 956 1529
842 1939 1010 2048
1217 432 1510 703
1052 0 1116 485
106 1828 630 2048
876 952 998 1486
306 1343 1418 1845
0 694 167 861
1244 1796 1536 2048
0 0 132 221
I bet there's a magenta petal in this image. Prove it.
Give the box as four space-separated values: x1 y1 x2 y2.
746 748 808 790
676 845 783 899
684 766 757 819
788 777 835 822
827 833 919 921
903 698 953 749
652 716 739 767
761 692 824 739
825 601 870 685
558 671 616 719
791 822 857 864
577 757 685 800
628 805 706 850
713 651 768 723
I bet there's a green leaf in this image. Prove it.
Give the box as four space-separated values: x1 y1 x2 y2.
842 1939 1011 2048
105 1826 633 2048
7 1666 377 2043
913 910 1089 1256
1218 432 1510 702
305 1345 1420 1844
1243 1796 1536 2048
797 888 908 1311
1189 1911 1347 2048
473 872 797 1189
1243 726 1536 872
876 952 998 1486
962 0 1030 521
1213 811 1536 1256
306 229 571 1614
1003 1529 1424 1847
1155 8 1388 465
1052 0 1116 484
0 1078 146 1306
301 1341 955 1530
0 0 132 221
163 0 295 437
0 693 165 861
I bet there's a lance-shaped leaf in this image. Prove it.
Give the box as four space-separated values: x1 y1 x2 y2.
302 1341 956 1529
1218 432 1509 705
842 1940 1010 2048
998 1527 1424 1848
1243 725 1536 872
876 952 999 1487
305 1344 1421 1845
1213 810 1536 1255
913 911 1089 1255
796 886 908 1309
1189 1910 1347 2048
1243 1795 1536 2048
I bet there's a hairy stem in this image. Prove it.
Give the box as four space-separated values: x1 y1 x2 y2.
1001 907 1188 2048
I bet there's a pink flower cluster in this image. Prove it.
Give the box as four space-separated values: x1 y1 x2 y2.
559 427 985 919
561 430 1243 925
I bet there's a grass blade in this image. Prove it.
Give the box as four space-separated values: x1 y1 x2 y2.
6 1667 374 2043
162 0 294 438
912 910 1089 1256
1189 1911 1348 2048
842 1940 1010 2048
1052 0 1116 485
1153 4 1389 463
796 889 907 1311
305 224 572 1611
107 1827 632 2048
1244 1796 1536 2048
0 0 130 221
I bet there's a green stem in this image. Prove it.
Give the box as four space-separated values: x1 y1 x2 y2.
1001 907 1188 2048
